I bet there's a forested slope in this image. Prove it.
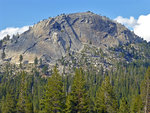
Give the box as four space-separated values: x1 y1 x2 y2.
0 61 149 113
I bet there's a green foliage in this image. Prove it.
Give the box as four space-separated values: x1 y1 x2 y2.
130 95 143 113
140 66 150 113
99 48 104 58
66 68 90 113
19 55 23 68
42 65 48 75
0 61 149 113
40 66 65 113
95 76 118 113
17 71 33 113
1 93 16 113
34 57 38 66
118 97 129 113
19 54 23 63
40 58 42 66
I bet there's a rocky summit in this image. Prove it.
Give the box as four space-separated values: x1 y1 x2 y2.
1 11 148 71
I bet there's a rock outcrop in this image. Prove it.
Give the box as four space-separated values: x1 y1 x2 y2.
3 11 143 64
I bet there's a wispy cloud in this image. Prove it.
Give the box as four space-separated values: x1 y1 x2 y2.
0 26 31 40
115 14 150 42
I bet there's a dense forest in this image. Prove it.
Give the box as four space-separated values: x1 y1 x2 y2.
0 60 150 113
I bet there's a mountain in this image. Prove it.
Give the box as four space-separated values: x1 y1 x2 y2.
1 11 150 72
0 12 150 113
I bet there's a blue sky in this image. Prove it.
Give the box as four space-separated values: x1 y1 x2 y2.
0 0 150 30
0 0 150 41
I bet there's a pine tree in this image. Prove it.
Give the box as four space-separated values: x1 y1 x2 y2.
65 94 74 113
118 97 130 113
40 58 42 66
40 66 65 113
17 71 33 113
24 96 33 113
140 66 150 113
17 72 26 113
1 96 6 113
19 55 23 68
95 76 118 113
1 93 16 113
34 57 38 67
42 65 48 75
19 54 23 63
130 95 143 113
65 68 90 113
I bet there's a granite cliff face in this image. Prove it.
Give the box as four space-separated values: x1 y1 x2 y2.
3 12 143 64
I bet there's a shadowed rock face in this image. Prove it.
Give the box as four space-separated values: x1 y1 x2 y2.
4 12 142 64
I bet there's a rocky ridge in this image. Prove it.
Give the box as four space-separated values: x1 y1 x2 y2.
1 11 148 72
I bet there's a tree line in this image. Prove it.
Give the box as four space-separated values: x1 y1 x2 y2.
0 62 150 113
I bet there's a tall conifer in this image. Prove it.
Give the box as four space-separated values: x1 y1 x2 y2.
66 68 90 113
95 76 118 113
40 66 65 113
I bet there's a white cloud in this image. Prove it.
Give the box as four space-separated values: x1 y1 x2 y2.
115 14 150 42
114 16 137 30
0 26 31 40
134 14 150 42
